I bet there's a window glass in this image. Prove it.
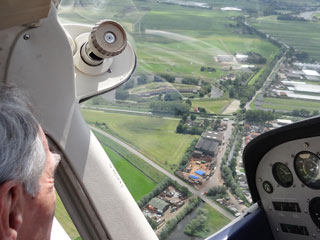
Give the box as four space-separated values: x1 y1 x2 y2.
58 0 320 238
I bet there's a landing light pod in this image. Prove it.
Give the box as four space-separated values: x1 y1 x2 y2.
64 20 136 101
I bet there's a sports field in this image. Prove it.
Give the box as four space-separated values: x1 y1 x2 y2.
82 110 198 172
251 16 320 61
192 98 231 114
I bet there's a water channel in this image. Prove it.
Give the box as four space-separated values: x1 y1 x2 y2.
167 202 204 240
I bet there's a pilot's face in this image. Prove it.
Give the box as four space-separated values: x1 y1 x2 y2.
18 127 60 240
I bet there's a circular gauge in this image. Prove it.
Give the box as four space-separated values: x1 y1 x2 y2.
294 151 320 189
272 162 293 188
262 181 273 194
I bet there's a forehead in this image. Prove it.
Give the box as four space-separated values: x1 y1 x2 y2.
38 126 50 152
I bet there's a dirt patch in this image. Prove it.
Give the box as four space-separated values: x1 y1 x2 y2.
222 100 240 114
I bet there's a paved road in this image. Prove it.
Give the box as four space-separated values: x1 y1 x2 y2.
83 106 152 116
245 52 286 110
90 126 235 220
201 120 234 193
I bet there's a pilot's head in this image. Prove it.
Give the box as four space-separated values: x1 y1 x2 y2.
0 86 60 240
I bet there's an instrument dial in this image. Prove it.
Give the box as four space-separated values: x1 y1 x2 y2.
294 151 320 189
272 162 293 188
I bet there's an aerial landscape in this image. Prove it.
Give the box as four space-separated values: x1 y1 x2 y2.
57 0 320 239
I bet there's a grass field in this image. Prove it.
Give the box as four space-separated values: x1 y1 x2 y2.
204 203 231 237
313 12 320 19
59 1 279 80
130 82 200 94
248 68 264 86
192 98 231 114
55 194 80 240
251 16 320 61
259 97 320 111
103 145 157 201
82 110 198 172
93 130 166 183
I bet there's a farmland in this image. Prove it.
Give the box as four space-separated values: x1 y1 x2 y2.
82 109 198 172
130 82 200 94
93 130 166 183
259 97 320 111
251 16 320 61
103 145 157 201
59 1 278 80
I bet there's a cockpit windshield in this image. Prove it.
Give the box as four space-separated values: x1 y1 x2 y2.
57 0 320 239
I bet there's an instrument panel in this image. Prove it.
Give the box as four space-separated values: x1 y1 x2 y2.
256 136 320 240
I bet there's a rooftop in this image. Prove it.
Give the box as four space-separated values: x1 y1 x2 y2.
202 130 224 142
148 198 169 211
196 137 219 153
303 69 320 77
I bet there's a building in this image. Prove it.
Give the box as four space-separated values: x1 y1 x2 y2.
202 130 224 145
236 54 248 62
217 55 235 63
195 137 219 156
302 69 320 77
147 198 169 214
276 119 293 126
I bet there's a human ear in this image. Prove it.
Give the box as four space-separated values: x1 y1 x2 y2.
0 181 23 240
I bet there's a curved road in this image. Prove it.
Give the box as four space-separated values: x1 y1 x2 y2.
90 126 235 220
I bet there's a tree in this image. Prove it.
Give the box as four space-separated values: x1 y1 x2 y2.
164 92 182 101
198 107 206 113
313 110 319 116
137 75 147 85
123 80 134 89
159 73 175 83
176 123 186 133
184 209 208 236
186 99 192 105
204 119 210 127
115 90 129 100
154 75 162 82
182 114 188 122
146 216 158 230
190 114 196 121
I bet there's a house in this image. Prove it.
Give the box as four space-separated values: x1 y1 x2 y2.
195 137 219 156
201 130 224 145
147 198 169 215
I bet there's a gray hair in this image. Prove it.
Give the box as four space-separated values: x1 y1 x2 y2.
0 86 46 196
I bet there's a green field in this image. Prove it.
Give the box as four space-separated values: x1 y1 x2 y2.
55 194 80 240
93 130 166 183
130 82 200 94
103 145 156 201
313 12 320 19
259 97 320 111
82 110 198 172
248 68 264 86
192 98 231 114
59 1 278 80
204 203 231 237
251 16 320 61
